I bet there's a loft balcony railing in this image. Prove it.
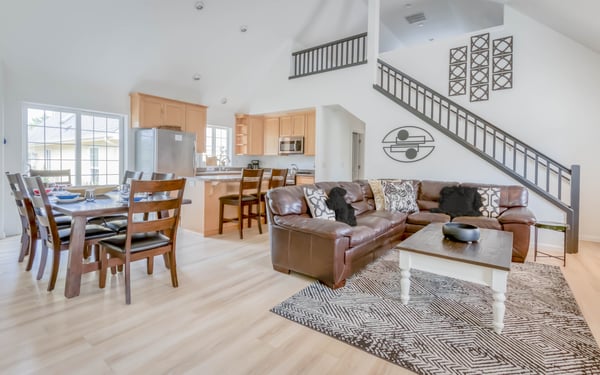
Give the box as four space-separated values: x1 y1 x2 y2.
289 32 368 79
374 59 580 253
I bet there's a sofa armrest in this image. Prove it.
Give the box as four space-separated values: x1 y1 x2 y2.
273 215 353 239
498 207 536 225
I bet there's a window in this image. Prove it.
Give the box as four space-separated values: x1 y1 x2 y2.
25 104 124 185
205 125 231 164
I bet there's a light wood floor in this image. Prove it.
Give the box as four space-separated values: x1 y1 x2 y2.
0 228 598 374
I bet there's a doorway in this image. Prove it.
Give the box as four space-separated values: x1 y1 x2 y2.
352 132 363 180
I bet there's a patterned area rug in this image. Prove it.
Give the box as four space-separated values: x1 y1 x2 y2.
271 253 600 374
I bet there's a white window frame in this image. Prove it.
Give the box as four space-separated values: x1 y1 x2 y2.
22 102 126 185
205 125 232 163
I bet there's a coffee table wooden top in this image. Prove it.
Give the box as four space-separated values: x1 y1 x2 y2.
397 223 513 271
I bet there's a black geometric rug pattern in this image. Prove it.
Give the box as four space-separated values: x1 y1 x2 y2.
271 253 600 374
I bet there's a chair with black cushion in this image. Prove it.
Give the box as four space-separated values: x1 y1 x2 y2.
102 171 173 234
23 176 114 291
29 169 72 187
98 178 186 304
259 168 288 223
218 168 264 239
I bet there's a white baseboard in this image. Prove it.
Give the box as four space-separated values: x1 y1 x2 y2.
581 234 600 243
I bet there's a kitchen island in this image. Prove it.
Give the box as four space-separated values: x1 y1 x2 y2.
180 174 270 236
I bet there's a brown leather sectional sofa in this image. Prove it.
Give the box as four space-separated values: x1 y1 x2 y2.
265 179 536 289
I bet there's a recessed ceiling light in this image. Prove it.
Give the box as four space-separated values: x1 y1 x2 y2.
193 74 201 81
221 97 228 104
418 23 424 28
429 38 435 42
195 1 204 10
405 3 412 8
240 25 248 32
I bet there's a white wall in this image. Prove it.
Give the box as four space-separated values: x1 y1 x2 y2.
317 105 365 181
0 58 6 238
379 6 600 243
247 6 600 247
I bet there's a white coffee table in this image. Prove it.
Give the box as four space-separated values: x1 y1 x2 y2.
398 223 513 334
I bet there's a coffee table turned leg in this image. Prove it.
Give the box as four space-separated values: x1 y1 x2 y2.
399 252 411 305
491 269 508 334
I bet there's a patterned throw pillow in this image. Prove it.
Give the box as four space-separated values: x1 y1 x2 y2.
303 187 336 221
368 179 385 210
381 180 419 214
478 186 501 218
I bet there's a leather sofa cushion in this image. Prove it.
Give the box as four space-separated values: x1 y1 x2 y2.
348 225 378 247
406 211 450 225
461 182 528 208
452 216 502 230
267 185 309 216
419 180 459 201
360 210 408 227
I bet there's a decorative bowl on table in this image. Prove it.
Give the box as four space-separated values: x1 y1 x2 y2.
67 185 118 196
442 223 480 242
53 192 80 200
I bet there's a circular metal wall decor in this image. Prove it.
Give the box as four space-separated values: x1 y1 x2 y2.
382 126 435 163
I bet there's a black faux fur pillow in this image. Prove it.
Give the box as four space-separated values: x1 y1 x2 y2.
326 187 357 226
430 186 482 218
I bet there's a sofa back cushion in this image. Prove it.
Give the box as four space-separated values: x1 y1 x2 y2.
418 180 459 211
316 181 370 216
267 185 309 216
461 183 528 209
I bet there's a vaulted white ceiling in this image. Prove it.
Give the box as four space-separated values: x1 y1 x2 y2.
0 0 597 113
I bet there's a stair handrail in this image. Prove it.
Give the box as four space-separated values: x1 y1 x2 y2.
374 58 580 253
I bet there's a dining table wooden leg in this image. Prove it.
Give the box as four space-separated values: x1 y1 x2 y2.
64 215 87 298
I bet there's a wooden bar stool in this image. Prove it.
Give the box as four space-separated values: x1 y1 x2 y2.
218 168 264 239
259 168 288 223
534 221 569 266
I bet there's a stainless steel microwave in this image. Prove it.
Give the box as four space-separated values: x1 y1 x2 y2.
279 136 304 154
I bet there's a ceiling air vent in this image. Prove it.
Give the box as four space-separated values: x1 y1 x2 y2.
405 12 426 24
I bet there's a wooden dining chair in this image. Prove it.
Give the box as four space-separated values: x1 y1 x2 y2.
259 168 288 223
29 169 72 186
88 170 144 228
5 172 39 268
218 168 264 239
23 176 114 291
98 178 186 304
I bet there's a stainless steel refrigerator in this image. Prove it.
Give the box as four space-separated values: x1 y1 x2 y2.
134 128 196 177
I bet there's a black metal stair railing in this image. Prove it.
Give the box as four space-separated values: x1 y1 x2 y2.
289 32 368 79
374 59 580 253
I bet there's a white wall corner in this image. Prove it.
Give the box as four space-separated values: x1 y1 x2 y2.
367 0 381 85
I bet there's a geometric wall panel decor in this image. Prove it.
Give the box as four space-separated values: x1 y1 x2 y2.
470 84 489 102
381 126 435 163
470 33 490 102
448 46 467 97
492 36 513 91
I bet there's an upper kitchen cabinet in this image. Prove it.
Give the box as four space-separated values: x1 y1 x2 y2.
235 114 264 155
185 104 207 153
130 92 207 151
304 110 316 156
263 117 280 156
279 113 305 137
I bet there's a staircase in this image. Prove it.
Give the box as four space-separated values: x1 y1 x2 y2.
288 37 580 253
374 59 579 253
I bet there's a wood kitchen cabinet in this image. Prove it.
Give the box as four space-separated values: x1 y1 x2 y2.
296 175 315 185
279 114 305 137
130 92 207 151
304 110 316 156
185 104 207 153
235 114 264 155
263 117 280 155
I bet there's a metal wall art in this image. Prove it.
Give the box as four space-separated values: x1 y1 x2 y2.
382 126 435 163
469 33 490 102
449 46 467 96
448 33 514 101
492 36 513 90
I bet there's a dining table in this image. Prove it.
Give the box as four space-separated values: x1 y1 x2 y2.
51 191 190 298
